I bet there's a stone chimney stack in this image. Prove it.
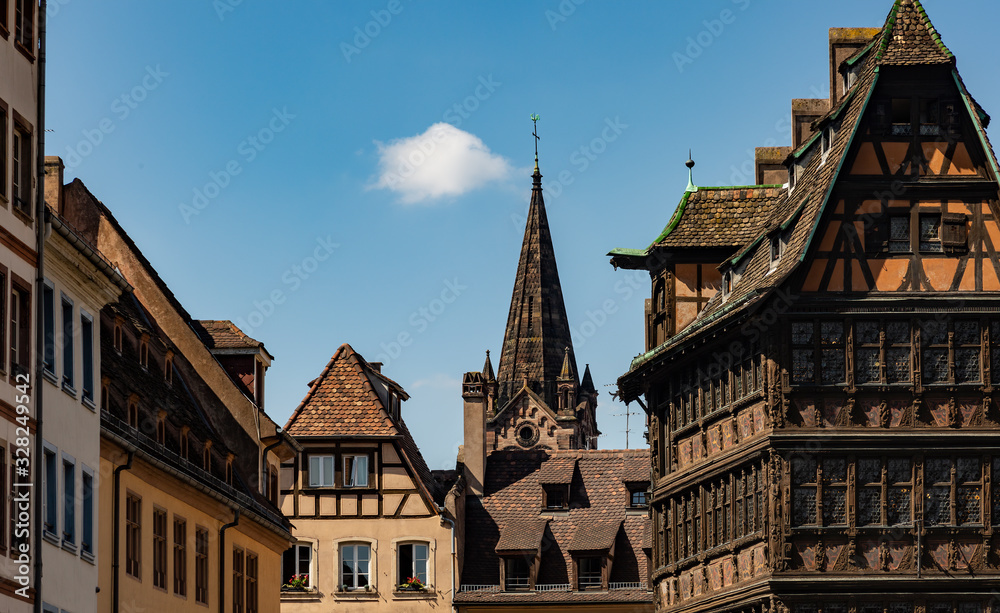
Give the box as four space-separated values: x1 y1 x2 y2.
829 28 882 106
792 99 831 149
755 147 793 185
461 371 488 497
44 156 64 213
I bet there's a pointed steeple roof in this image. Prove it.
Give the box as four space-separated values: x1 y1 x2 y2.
875 0 953 66
483 350 496 382
497 160 579 409
581 364 596 393
559 347 575 381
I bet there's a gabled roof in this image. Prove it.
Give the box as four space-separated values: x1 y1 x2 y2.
616 0 998 402
459 449 651 603
284 344 437 507
193 320 272 359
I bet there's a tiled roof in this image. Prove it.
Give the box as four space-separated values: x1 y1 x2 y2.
496 519 549 552
193 320 266 352
652 186 785 249
875 0 953 65
460 448 651 603
568 520 621 552
285 344 397 437
284 343 439 508
617 0 996 402
537 457 576 484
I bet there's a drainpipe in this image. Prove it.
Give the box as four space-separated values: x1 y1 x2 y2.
261 435 284 503
111 452 134 613
219 510 240 613
32 2 48 612
438 507 456 612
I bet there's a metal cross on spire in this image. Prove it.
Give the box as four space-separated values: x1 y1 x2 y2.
531 113 541 172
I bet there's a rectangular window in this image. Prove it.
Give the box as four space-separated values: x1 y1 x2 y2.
307 455 334 487
578 557 602 589
0 445 6 552
195 527 209 603
81 469 93 555
344 455 369 488
11 121 30 214
955 320 981 384
791 456 818 526
889 216 910 253
921 320 949 384
246 553 258 613
62 459 75 545
126 494 141 578
81 314 94 402
822 458 847 526
153 508 167 589
0 104 6 199
544 485 567 510
282 543 312 588
398 542 429 585
504 556 530 591
341 543 371 590
43 447 56 536
630 488 649 508
855 320 881 385
61 298 73 389
173 518 187 596
42 283 53 373
919 214 943 252
13 0 32 51
233 547 245 613
9 282 29 376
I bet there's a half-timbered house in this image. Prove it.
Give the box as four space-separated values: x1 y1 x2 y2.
280 343 460 612
611 2 1000 612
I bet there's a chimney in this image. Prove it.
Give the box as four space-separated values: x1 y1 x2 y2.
44 156 64 213
791 99 830 149
829 28 881 106
755 147 793 185
461 371 487 497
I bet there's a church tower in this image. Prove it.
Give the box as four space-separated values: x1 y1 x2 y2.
461 120 598 484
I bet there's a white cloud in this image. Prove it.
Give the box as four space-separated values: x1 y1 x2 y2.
410 373 462 391
370 123 514 204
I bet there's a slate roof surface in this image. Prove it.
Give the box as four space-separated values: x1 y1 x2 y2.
652 186 785 250
284 343 439 508
459 448 651 604
192 320 266 351
616 0 998 402
497 168 581 410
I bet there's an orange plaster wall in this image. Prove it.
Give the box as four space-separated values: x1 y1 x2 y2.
801 260 826 292
852 261 869 291
675 264 698 298
871 259 909 292
851 143 880 174
819 221 841 251
923 259 960 291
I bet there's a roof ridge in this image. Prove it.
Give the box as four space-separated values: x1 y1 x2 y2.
875 0 953 64
283 344 350 431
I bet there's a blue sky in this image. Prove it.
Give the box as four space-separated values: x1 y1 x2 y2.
45 0 1000 469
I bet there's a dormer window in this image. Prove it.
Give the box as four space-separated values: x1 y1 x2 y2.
203 442 212 472
180 427 190 461
113 319 123 353
156 413 166 445
722 270 733 299
101 377 110 412
770 235 783 270
139 335 149 370
504 557 531 591
164 352 174 385
127 397 139 429
788 164 796 191
543 485 569 510
629 486 650 509
225 456 234 486
577 557 603 590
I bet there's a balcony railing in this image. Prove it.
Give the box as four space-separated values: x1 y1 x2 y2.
610 582 649 590
536 584 571 592
459 585 501 593
459 582 650 593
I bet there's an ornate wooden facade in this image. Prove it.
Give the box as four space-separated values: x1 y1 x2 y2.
611 2 1000 613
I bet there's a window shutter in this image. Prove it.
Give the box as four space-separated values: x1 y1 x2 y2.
941 213 968 252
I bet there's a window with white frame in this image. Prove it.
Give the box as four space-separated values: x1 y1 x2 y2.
344 455 369 488
61 297 73 390
307 455 334 487
281 542 313 589
81 312 94 404
340 543 371 591
397 542 429 587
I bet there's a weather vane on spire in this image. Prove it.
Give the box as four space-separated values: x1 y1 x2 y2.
531 113 541 172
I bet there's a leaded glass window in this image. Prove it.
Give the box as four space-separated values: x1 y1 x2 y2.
735 475 745 538
955 320 981 383
957 458 982 524
820 322 846 384
993 458 1000 526
921 320 949 384
920 215 943 252
991 323 1000 386
889 216 910 252
858 458 883 525
823 458 848 525
889 603 915 613
887 321 911 383
855 320 881 384
792 322 816 385
791 457 818 526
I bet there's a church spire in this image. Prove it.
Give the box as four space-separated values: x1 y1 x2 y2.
497 116 579 410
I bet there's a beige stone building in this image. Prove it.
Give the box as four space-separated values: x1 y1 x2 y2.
38 159 128 613
51 175 297 613
280 343 460 612
0 1 41 610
